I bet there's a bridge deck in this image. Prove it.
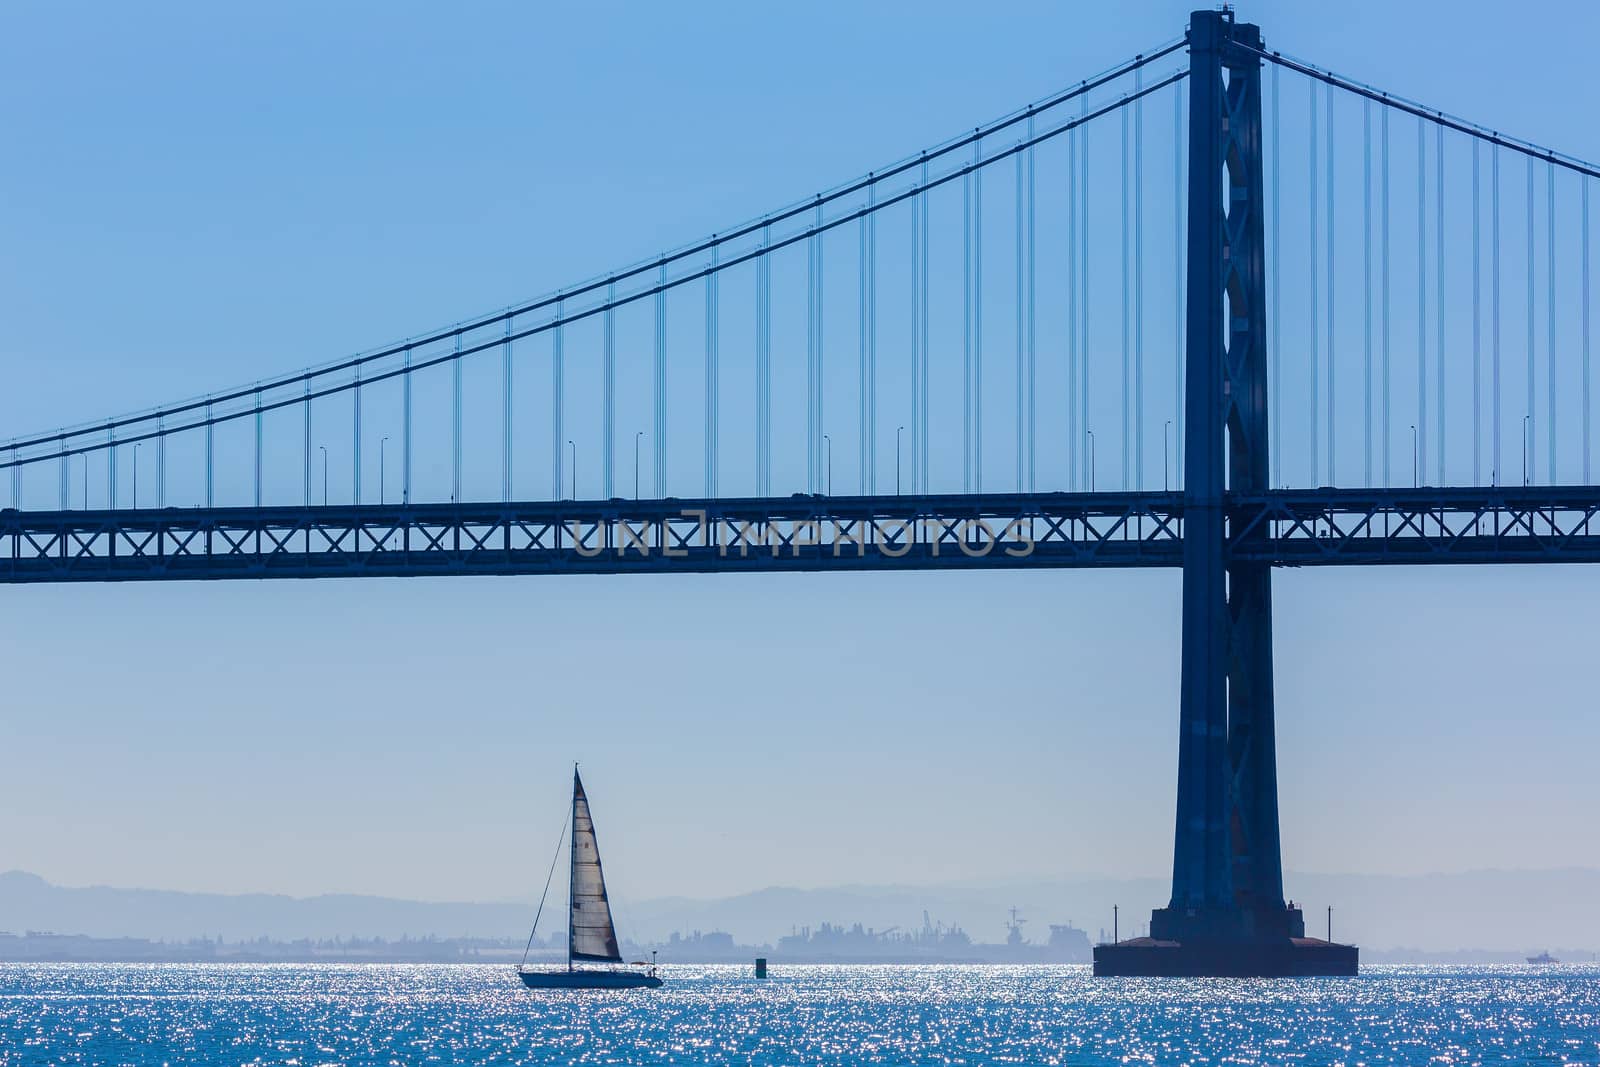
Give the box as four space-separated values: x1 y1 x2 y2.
1 487 1597 583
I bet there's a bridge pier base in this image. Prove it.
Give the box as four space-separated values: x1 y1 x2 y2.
1093 10 1358 978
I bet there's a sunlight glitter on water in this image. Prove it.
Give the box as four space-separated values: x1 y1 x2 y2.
1 963 1597 1066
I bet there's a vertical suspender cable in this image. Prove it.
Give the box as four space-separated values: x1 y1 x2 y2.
1527 156 1536 484
503 317 513 502
1134 69 1145 492
1382 107 1392 487
1548 162 1557 483
808 217 817 493
655 263 667 497
759 223 772 495
960 155 972 495
920 162 930 492
1015 147 1025 491
403 345 413 504
1271 66 1281 488
1437 124 1446 484
603 281 615 499
817 207 826 492
57 439 66 510
553 299 564 498
911 175 922 496
1492 147 1502 485
353 365 362 504
452 333 463 502
1068 119 1078 490
1580 181 1593 483
706 242 719 498
205 404 213 508
1326 84 1335 484
1080 95 1090 490
304 382 313 506
1121 101 1131 489
1175 76 1185 482
1309 82 1320 486
1027 117 1037 492
1363 100 1374 487
156 417 165 508
860 189 870 494
867 188 877 493
254 390 263 507
974 144 983 493
1417 118 1427 484
1473 145 1482 485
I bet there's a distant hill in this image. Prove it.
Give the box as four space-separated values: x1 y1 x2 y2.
4 868 1599 954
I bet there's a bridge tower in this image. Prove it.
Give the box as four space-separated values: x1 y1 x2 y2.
1094 10 1357 977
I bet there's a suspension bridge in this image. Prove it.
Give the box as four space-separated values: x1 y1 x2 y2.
5 11 1597 974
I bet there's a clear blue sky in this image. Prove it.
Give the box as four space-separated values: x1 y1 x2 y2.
2 1 1598 906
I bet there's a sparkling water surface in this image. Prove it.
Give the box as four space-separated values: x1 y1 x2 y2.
2 963 1597 1066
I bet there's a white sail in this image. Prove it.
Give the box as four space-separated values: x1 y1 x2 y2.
569 768 623 963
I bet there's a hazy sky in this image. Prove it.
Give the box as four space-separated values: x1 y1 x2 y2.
3 1 1599 906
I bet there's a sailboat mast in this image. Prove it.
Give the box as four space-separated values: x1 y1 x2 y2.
568 763 577 973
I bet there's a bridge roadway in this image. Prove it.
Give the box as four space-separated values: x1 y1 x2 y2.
1 486 1598 582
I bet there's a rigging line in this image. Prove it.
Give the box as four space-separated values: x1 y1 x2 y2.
1240 44 1600 179
1547 162 1556 484
1417 117 1427 484
520 813 571 971
1 73 1192 472
11 45 1194 459
1526 155 1536 485
1122 102 1131 489
1310 80 1320 486
1326 83 1335 485
1364 98 1374 487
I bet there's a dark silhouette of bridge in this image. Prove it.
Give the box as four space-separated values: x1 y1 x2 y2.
4 10 1596 974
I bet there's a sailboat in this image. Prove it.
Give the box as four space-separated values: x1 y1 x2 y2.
516 767 663 990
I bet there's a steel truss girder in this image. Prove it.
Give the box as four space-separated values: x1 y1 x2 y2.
0 492 1185 583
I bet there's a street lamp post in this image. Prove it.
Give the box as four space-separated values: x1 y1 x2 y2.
380 436 389 505
822 434 832 497
895 426 905 495
320 445 329 506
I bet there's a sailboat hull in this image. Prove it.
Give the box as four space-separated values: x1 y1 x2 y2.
518 969 663 990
